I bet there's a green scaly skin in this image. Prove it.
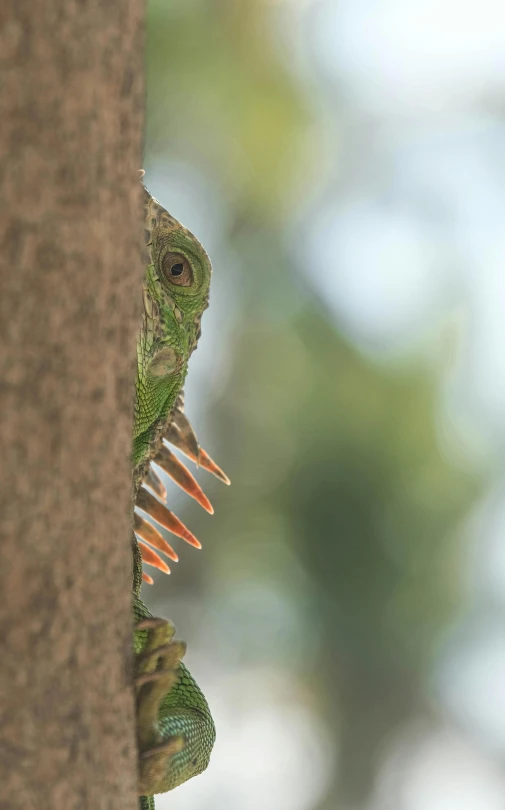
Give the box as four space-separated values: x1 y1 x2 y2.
133 184 215 807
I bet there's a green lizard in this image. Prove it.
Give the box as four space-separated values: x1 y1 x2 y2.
131 177 229 809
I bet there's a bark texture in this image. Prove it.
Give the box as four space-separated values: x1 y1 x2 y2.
0 1 145 808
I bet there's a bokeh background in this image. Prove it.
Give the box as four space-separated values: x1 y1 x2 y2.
141 2 505 808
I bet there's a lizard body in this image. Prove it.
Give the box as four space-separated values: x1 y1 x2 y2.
132 180 227 807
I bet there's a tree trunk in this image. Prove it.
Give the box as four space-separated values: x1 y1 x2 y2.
0 2 145 808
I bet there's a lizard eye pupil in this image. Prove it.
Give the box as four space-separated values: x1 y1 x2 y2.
162 253 193 287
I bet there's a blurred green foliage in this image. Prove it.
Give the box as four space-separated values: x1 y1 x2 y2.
213 308 479 805
147 0 313 221
145 1 483 806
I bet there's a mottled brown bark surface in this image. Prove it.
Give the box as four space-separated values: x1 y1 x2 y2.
0 2 145 808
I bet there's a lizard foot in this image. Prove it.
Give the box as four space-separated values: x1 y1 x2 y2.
135 617 186 795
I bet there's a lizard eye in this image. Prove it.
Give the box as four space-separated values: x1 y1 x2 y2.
162 252 193 287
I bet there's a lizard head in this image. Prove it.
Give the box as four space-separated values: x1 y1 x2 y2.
132 186 212 475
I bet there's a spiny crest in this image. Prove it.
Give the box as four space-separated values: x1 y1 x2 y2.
135 395 230 585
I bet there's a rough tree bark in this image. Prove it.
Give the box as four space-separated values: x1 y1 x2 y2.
0 2 145 808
